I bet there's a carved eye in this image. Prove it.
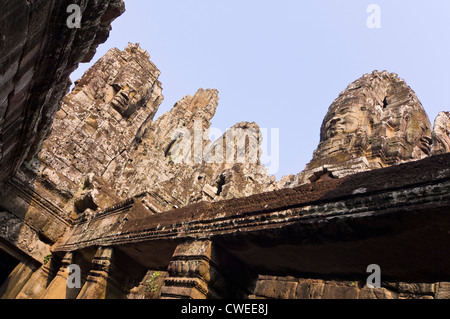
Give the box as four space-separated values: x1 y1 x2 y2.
339 107 350 115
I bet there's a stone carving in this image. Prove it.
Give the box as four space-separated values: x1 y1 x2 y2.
75 44 161 118
0 210 50 264
0 211 23 244
0 43 278 268
282 71 437 187
0 0 125 185
1 15 450 300
161 240 255 299
21 43 163 209
431 111 450 155
316 70 432 166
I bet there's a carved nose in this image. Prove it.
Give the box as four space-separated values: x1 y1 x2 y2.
328 117 341 127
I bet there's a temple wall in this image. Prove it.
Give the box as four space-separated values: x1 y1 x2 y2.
250 275 450 299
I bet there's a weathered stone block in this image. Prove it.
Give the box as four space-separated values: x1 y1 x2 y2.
359 286 397 299
254 280 298 299
436 282 450 299
397 282 435 295
321 283 359 299
295 279 325 299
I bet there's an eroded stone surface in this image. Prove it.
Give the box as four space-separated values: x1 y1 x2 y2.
1 24 450 299
280 71 440 188
0 0 125 185
249 275 445 299
431 111 450 155
19 43 277 220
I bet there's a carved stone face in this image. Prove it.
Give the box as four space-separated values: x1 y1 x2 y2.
110 83 138 115
72 44 160 119
324 103 363 139
311 71 433 169
107 62 148 117
431 112 450 155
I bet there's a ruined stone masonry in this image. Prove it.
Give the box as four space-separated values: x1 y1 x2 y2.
0 0 125 185
1 2 450 300
279 70 435 187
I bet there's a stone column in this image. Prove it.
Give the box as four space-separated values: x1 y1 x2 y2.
161 239 256 299
161 240 213 299
77 246 114 299
76 245 147 299
0 262 36 299
15 256 61 299
39 252 75 299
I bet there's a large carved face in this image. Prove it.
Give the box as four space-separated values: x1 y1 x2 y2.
107 62 148 117
431 112 450 155
74 46 155 118
313 71 433 168
320 91 376 145
323 103 364 140
110 83 138 114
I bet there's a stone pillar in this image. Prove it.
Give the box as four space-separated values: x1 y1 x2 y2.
39 252 75 299
76 246 146 299
161 240 213 299
15 256 61 299
0 262 36 299
161 239 256 299
76 247 113 299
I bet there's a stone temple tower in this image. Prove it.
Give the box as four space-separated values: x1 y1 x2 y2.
282 71 434 186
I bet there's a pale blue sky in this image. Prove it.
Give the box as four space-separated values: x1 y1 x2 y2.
70 0 450 180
